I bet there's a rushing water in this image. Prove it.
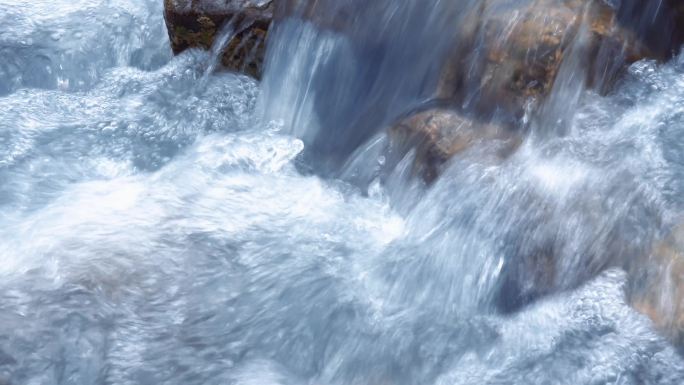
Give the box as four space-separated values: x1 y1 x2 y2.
1 0 684 384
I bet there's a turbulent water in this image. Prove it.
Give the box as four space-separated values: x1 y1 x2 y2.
1 0 684 384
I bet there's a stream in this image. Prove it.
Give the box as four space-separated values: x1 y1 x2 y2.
1 0 684 384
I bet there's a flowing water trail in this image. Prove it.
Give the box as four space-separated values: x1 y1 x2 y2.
0 0 684 384
200 15 258 88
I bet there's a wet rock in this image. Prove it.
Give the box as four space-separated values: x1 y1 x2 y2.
397 0 684 187
275 0 389 36
388 107 521 182
164 0 274 78
614 0 684 61
630 224 684 346
438 0 654 119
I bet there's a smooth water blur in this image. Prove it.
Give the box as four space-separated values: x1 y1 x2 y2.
1 0 684 384
261 0 475 170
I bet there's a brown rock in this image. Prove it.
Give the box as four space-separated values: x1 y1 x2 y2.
164 0 274 78
438 0 654 118
388 107 520 182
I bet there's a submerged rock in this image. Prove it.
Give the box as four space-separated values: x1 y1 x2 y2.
631 224 684 346
388 107 521 182
164 0 274 78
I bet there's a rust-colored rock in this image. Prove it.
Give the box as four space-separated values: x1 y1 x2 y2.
164 0 274 78
631 224 684 346
389 107 521 182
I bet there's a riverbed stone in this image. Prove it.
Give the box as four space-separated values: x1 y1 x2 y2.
164 0 274 78
630 224 684 346
388 107 520 182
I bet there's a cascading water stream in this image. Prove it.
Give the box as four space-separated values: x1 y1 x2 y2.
200 15 257 87
202 15 240 82
0 0 684 384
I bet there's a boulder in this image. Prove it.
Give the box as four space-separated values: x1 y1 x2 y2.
164 0 274 78
438 0 654 119
388 107 520 182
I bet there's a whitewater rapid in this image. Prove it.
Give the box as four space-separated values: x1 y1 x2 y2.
1 1 684 384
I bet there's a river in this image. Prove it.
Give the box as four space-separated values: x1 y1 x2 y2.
1 0 684 384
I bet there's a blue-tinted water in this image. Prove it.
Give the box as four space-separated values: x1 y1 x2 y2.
0 1 684 384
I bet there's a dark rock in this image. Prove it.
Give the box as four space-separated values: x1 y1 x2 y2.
164 0 274 78
614 0 684 61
